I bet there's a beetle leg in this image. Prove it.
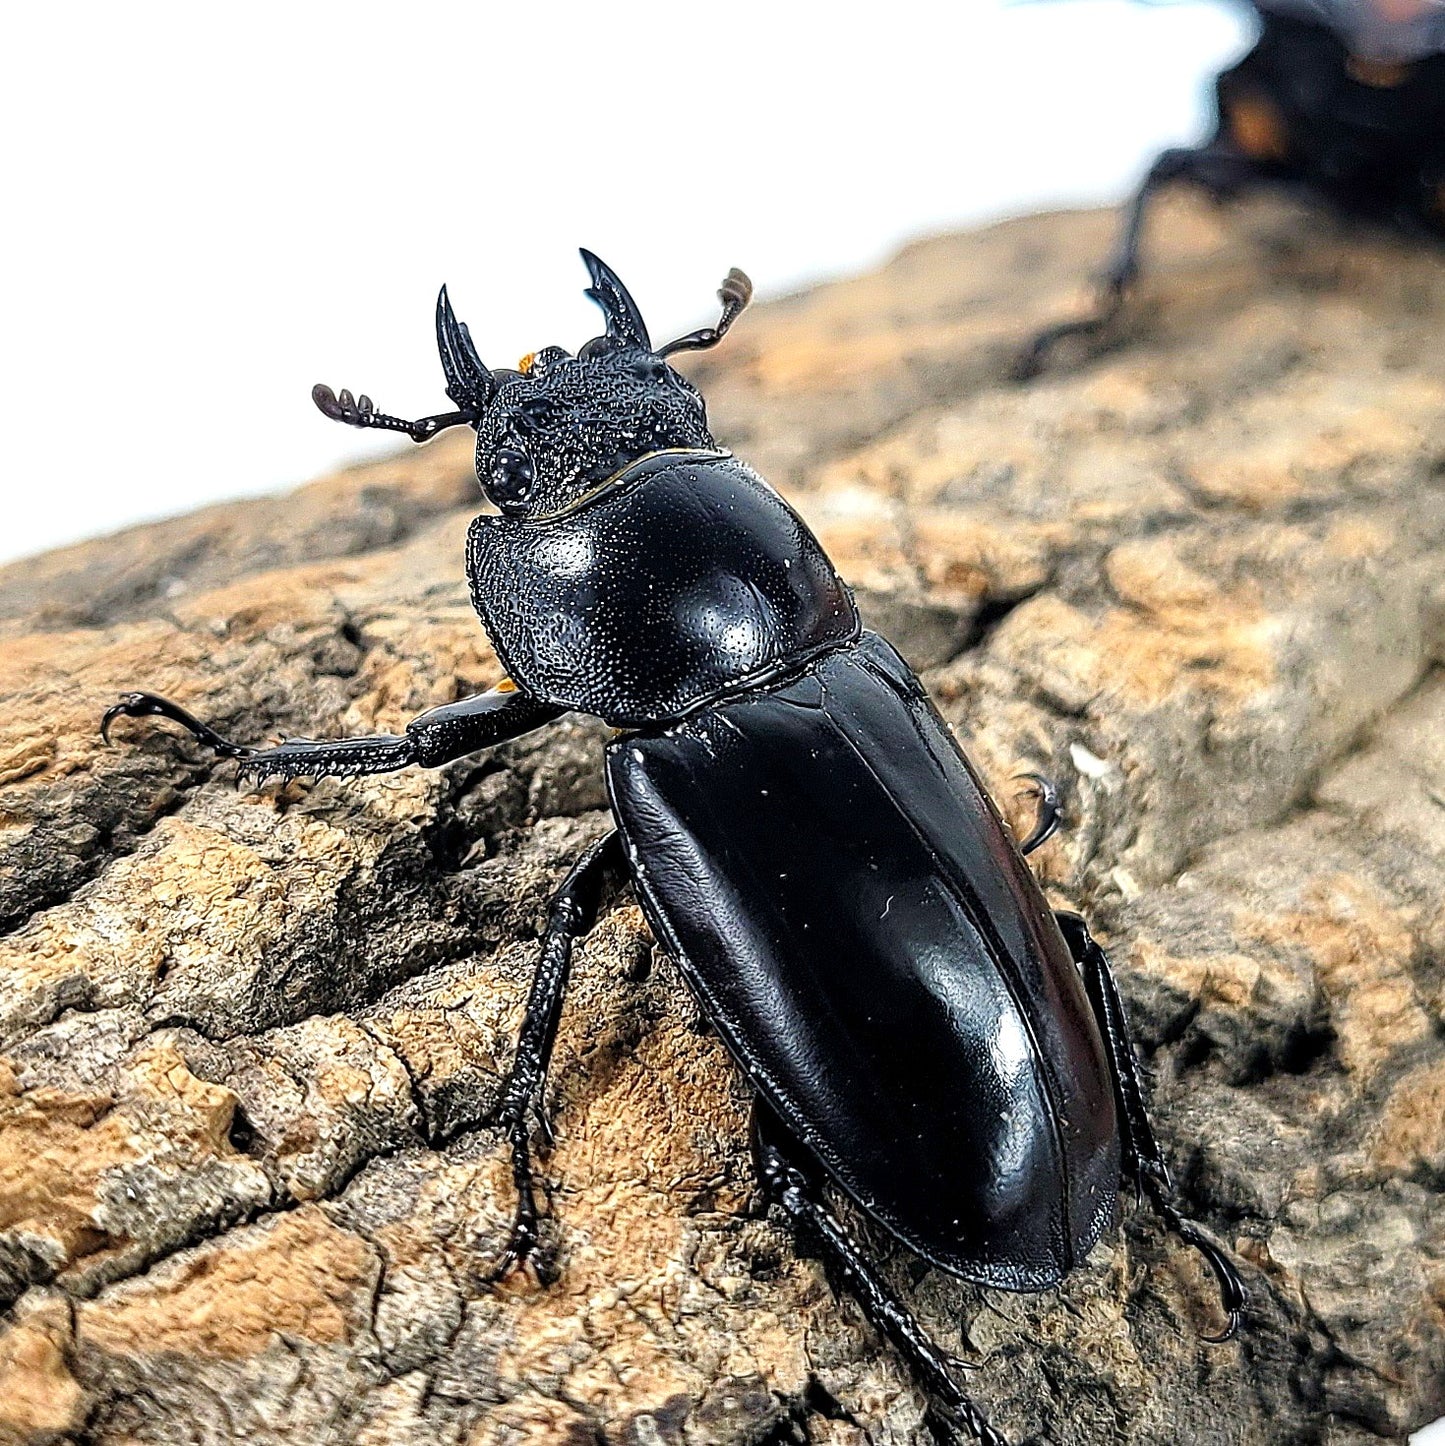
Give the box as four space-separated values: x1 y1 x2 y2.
102 692 252 758
1100 145 1251 297
486 831 625 1283
1014 144 1258 380
101 683 564 786
753 1108 1010 1446
1054 912 1246 1343
1012 773 1061 856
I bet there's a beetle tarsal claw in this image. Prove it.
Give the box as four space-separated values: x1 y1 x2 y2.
1011 771 1062 855
100 691 153 744
1144 1180 1247 1343
484 1118 549 1284
100 691 252 761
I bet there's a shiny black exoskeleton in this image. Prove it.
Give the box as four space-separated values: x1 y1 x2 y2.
103 253 1244 1446
1020 0 1445 375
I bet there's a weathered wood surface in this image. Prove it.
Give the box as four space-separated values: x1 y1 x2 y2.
0 199 1442 1445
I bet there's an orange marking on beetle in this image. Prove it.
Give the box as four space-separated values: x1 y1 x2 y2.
495 678 518 693
1346 56 1412 87
517 353 536 375
1368 0 1428 20
1227 94 1291 163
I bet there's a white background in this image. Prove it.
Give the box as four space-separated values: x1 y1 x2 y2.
1 0 1253 565
3 7 1444 1440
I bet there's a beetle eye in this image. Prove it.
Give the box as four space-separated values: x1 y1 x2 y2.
487 447 535 513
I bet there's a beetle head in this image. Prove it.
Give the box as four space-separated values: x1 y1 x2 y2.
451 251 751 520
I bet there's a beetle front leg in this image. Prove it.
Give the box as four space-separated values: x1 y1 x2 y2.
487 831 625 1282
1054 912 1246 1342
1098 145 1250 298
101 683 564 785
753 1108 1010 1446
1014 144 1258 379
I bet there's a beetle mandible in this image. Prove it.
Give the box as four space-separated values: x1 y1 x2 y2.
1019 0 1445 376
103 252 1245 1446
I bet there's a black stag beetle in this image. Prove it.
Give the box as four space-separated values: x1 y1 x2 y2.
1019 0 1445 376
104 253 1244 1446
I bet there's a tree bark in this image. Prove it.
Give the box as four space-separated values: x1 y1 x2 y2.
0 198 1442 1445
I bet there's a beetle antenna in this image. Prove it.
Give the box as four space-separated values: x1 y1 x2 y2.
658 268 753 357
310 283 494 443
311 385 479 443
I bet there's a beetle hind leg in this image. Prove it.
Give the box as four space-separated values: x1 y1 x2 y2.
486 831 624 1283
753 1107 1010 1446
1054 912 1246 1342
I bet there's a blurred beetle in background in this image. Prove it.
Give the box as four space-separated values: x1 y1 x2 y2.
104 254 1243 1446
1019 0 1445 375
